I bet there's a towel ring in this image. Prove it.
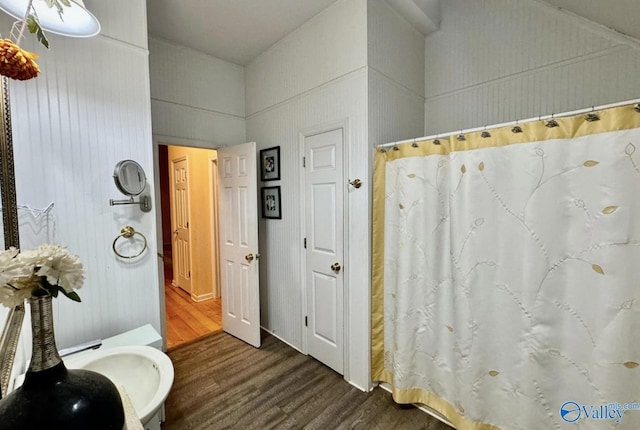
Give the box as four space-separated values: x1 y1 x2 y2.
112 226 147 259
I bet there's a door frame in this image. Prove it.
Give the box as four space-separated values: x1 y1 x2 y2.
152 141 168 350
209 155 221 299
153 138 222 351
299 119 350 380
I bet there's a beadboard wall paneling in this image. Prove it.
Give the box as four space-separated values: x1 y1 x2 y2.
247 69 369 389
368 0 425 98
424 0 640 134
425 0 616 97
151 99 246 148
368 0 425 146
85 0 148 49
245 0 367 116
149 38 245 118
369 69 425 146
149 38 246 147
425 45 640 134
1 1 159 357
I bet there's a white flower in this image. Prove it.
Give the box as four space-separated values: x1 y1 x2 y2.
0 244 84 308
0 282 37 308
0 247 28 285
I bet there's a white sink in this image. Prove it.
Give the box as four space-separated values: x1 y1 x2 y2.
65 345 174 426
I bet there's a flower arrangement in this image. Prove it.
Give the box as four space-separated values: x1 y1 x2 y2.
0 38 39 80
0 244 84 308
0 0 72 80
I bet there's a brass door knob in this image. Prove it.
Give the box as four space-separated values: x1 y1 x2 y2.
245 253 254 262
349 179 362 189
331 262 341 273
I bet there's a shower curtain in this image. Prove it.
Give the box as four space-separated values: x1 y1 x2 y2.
372 104 640 430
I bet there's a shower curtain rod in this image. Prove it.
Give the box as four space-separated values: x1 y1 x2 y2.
379 97 640 149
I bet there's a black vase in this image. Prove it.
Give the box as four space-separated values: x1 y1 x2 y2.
0 294 124 430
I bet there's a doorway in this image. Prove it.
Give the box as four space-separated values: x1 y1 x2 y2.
158 144 223 349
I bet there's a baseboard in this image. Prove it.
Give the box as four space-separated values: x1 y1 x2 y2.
190 292 214 302
171 279 178 288
347 379 371 393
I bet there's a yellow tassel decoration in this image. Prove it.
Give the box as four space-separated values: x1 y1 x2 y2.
0 38 40 81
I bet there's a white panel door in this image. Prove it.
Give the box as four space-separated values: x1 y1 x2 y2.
305 128 344 374
171 156 191 293
217 142 261 348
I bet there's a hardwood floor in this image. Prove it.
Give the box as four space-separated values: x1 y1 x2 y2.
163 331 454 430
165 285 222 349
164 252 222 349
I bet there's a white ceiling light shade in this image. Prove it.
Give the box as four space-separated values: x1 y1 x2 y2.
0 0 100 37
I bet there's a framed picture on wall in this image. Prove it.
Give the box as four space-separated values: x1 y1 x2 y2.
261 186 282 219
260 146 280 181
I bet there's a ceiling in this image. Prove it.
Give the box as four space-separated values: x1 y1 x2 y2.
146 0 337 66
146 0 640 67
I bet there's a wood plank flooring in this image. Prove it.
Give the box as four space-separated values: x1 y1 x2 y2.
163 331 454 430
165 284 222 349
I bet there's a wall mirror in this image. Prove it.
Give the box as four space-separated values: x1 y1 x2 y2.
113 159 146 197
0 76 22 397
110 160 152 212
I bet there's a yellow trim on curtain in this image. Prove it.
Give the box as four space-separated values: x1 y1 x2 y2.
370 103 640 429
378 370 501 430
371 148 387 380
379 104 640 163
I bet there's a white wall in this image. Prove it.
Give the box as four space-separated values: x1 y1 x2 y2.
368 0 425 146
424 0 640 135
0 0 160 364
245 0 367 116
246 0 371 389
149 38 246 148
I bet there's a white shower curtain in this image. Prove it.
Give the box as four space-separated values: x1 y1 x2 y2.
372 104 640 430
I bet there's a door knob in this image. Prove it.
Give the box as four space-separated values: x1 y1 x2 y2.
349 179 362 189
245 253 254 262
331 262 341 273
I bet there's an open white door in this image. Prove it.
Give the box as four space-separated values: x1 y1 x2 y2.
217 142 261 348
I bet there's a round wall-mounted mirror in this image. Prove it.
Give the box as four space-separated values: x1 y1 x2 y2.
113 160 146 196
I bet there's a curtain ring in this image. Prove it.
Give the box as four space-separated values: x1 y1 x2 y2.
586 112 600 122
113 226 147 259
586 106 600 121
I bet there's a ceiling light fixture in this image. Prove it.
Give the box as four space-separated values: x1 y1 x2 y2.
0 0 100 37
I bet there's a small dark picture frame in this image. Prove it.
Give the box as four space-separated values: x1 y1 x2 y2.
261 186 282 219
260 146 280 181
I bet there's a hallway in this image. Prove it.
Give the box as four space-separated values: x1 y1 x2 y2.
164 249 222 349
